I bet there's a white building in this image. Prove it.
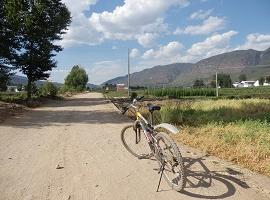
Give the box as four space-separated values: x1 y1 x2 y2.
233 80 260 88
7 86 19 92
241 81 255 87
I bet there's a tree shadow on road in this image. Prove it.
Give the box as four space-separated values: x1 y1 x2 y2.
0 97 132 128
181 156 249 199
0 110 131 128
46 98 111 107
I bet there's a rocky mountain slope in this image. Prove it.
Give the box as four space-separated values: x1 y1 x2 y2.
104 47 270 86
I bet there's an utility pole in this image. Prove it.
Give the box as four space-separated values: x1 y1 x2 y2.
128 48 130 97
216 71 219 97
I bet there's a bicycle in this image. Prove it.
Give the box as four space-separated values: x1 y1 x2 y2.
120 96 185 192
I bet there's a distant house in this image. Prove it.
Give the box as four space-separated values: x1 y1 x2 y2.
241 81 255 87
7 86 19 92
233 82 242 88
116 84 126 91
233 80 259 88
254 80 260 87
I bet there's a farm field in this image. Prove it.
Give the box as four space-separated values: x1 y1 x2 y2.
106 89 270 176
104 86 270 99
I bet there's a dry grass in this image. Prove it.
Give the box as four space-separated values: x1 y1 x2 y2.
159 99 270 176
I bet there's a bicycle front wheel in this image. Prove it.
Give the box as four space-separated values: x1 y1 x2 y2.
121 125 152 159
155 132 185 192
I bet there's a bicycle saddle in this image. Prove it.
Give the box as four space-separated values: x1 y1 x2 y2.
147 104 161 112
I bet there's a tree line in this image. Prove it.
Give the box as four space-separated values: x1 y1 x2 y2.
193 73 270 88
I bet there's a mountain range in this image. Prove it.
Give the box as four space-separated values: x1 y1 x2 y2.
10 75 63 87
103 47 270 87
10 75 100 88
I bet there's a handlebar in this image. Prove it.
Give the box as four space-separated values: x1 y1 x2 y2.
121 96 144 115
136 96 144 101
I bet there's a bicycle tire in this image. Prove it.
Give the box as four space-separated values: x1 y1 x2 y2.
155 132 185 192
121 125 152 159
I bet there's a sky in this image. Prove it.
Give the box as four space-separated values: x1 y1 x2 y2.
48 0 270 84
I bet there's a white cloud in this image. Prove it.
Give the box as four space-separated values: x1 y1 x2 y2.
174 16 226 35
184 30 238 62
189 9 213 20
88 0 189 45
62 0 97 15
59 0 102 47
142 41 184 62
88 60 126 84
130 48 140 58
236 33 270 51
60 0 190 47
137 33 157 48
50 69 70 83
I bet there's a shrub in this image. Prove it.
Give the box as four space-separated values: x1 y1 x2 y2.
131 92 138 100
160 105 183 124
40 82 58 97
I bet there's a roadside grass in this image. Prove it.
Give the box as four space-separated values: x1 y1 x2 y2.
0 91 63 107
157 99 270 176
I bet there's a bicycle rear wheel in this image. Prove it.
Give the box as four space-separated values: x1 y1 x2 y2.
155 132 185 192
121 125 152 159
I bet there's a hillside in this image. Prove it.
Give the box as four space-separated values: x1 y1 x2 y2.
10 75 63 87
104 48 270 86
104 63 193 86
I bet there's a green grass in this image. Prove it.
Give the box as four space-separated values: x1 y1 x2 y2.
220 87 270 97
145 88 216 98
0 92 28 102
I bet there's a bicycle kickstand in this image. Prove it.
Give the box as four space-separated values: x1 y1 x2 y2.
156 164 165 192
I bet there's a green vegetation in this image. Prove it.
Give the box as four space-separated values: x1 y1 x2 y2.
157 99 270 176
0 82 59 106
145 88 216 98
63 65 89 93
209 73 233 88
40 82 58 97
220 87 270 98
0 0 71 98
0 92 28 103
238 73 247 81
193 79 205 88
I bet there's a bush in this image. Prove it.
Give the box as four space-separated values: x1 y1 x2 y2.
131 92 138 99
40 82 58 97
160 106 183 124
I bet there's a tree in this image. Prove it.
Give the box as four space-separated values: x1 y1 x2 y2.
64 66 88 91
193 79 205 88
40 81 58 97
259 77 265 85
210 80 216 88
0 0 19 91
0 67 13 91
266 76 270 83
212 73 232 88
3 0 71 98
238 74 247 82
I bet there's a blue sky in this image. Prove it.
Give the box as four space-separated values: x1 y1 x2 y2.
49 0 270 84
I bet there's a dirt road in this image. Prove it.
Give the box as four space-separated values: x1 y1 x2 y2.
0 93 269 200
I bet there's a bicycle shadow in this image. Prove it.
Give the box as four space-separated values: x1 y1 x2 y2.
180 156 249 199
